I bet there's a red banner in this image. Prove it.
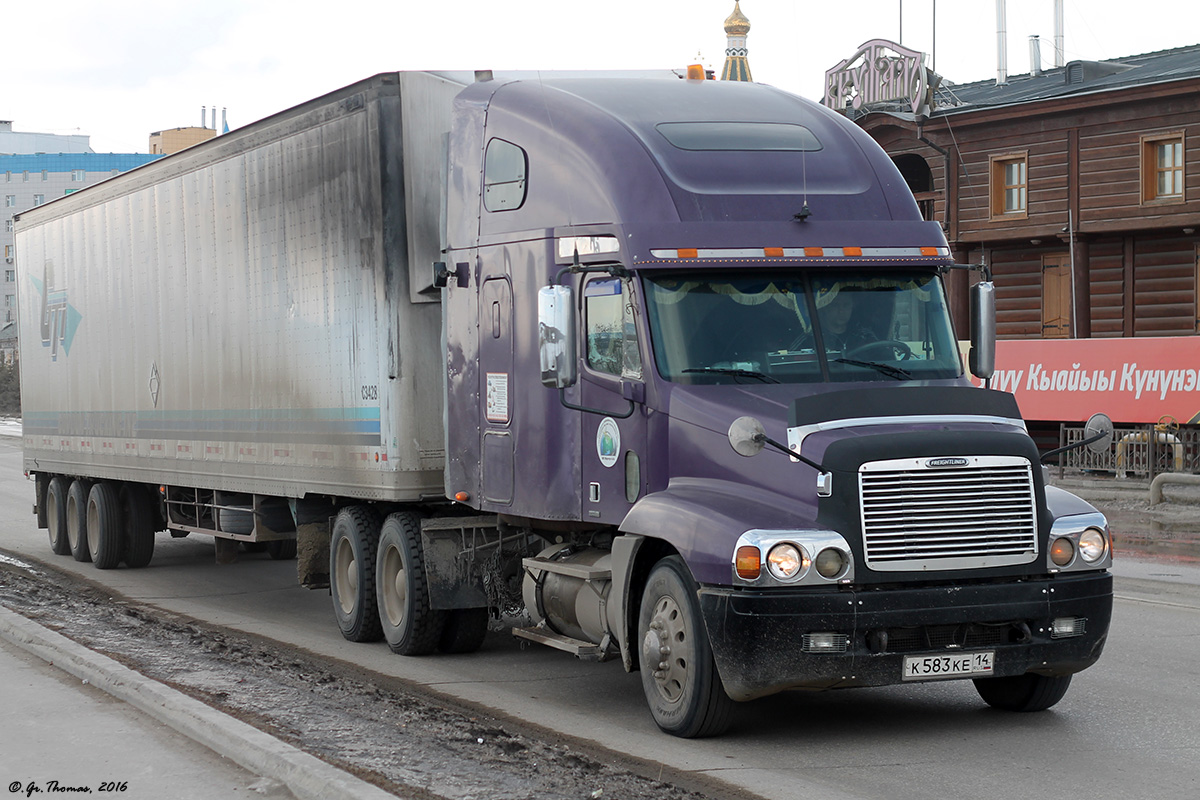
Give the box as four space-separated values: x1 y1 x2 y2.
968 337 1200 425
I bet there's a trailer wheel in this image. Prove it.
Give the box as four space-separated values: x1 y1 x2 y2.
120 484 156 568
46 477 71 556
638 556 733 738
330 507 383 642
439 608 489 654
376 511 445 655
66 480 93 563
87 482 123 570
974 673 1072 712
267 539 297 560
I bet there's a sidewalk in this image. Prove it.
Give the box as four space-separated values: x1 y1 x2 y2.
0 604 399 800
0 633 295 800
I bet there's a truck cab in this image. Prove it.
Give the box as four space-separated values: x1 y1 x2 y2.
438 74 1111 736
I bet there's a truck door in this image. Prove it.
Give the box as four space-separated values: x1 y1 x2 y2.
577 276 647 525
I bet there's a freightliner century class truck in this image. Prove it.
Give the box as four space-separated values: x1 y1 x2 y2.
16 70 1113 737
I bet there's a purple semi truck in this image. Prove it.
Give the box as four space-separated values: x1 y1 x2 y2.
17 71 1112 737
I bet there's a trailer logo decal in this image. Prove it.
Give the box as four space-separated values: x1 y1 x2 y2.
926 457 970 468
30 263 82 361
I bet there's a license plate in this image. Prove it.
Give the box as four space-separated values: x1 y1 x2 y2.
903 651 994 681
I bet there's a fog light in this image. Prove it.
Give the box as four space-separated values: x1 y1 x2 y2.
814 547 847 579
735 546 761 580
802 632 850 653
1051 617 1086 638
1050 537 1074 567
1079 528 1107 563
767 543 809 580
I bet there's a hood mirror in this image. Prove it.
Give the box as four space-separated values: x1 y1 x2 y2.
1083 412 1114 454
728 416 767 457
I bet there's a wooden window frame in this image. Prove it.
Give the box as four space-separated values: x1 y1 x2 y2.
989 151 1028 220
1140 131 1186 205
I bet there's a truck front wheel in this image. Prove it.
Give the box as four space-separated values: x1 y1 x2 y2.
330 506 383 642
638 556 733 738
375 512 445 655
974 673 1072 712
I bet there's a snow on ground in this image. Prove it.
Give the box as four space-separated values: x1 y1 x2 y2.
0 417 22 438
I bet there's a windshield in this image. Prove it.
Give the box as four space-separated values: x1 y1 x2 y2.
643 270 962 384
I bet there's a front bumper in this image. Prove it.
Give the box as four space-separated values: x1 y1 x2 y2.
700 571 1112 701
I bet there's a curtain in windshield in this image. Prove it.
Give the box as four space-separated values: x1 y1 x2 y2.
643 271 961 385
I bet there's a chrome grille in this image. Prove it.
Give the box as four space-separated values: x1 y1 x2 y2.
859 455 1038 571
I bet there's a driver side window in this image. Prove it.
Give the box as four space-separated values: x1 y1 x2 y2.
584 277 642 379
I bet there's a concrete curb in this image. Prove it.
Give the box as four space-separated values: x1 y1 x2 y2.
0 605 399 800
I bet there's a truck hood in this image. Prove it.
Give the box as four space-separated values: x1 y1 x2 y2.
622 381 1041 585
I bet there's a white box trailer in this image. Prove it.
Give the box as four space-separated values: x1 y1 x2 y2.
17 73 459 506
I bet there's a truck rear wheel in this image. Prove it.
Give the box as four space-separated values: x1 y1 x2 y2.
87 482 123 570
66 480 93 563
120 484 156 568
46 476 71 556
330 507 383 642
638 555 733 738
974 673 1072 712
376 512 445 655
439 608 489 654
267 539 297 560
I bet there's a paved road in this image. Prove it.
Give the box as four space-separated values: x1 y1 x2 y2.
3 436 1199 800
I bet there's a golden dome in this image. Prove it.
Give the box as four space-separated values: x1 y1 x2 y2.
724 2 750 36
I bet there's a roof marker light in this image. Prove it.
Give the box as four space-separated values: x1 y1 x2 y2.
647 245 951 261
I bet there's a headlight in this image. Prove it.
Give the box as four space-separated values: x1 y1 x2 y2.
767 543 809 580
1050 537 1075 566
814 547 848 579
733 530 855 585
1078 528 1107 563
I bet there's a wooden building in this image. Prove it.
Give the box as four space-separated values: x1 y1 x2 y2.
836 43 1200 442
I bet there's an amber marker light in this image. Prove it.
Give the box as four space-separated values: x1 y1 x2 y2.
686 64 706 80
454 491 470 503
735 546 761 580
1050 537 1075 567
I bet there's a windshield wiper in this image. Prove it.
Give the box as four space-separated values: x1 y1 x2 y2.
682 367 780 384
832 358 912 380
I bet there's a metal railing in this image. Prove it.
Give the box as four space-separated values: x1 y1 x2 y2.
1059 423 1200 479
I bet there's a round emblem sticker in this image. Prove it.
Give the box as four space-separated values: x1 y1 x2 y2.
596 417 621 468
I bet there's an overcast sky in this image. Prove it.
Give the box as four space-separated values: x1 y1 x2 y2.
6 0 1196 154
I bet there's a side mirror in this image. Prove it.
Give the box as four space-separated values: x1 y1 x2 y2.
538 285 577 388
969 280 996 380
1083 412 1114 454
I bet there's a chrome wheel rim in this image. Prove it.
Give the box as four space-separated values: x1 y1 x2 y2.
643 594 689 704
